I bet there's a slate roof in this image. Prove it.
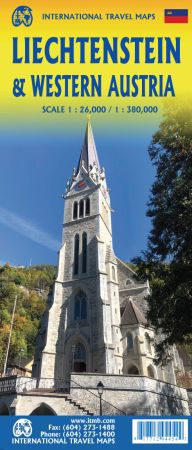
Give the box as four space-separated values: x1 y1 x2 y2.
121 299 147 326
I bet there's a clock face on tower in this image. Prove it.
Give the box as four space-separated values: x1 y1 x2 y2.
74 180 88 191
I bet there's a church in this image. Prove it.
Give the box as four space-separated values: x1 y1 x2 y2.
33 118 179 384
0 121 189 415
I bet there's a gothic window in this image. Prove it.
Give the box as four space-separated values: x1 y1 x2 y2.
74 290 87 320
147 365 155 379
127 333 134 350
82 232 87 273
85 198 90 215
128 365 139 375
74 298 80 320
81 297 87 319
79 199 84 218
73 202 78 220
112 266 116 281
74 234 79 275
145 332 152 354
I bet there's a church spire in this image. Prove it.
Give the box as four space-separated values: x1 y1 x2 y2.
76 118 100 175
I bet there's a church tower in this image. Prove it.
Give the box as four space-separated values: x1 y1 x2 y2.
34 119 123 382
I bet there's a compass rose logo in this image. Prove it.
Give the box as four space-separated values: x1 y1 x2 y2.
13 419 32 437
12 6 33 27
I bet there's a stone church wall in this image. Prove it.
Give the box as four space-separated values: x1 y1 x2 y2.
70 373 189 416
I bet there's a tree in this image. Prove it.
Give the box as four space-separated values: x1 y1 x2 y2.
133 103 192 363
0 264 56 371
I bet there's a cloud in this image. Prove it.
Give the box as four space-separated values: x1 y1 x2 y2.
0 207 60 251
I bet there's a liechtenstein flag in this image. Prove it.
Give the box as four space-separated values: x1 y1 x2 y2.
164 9 188 23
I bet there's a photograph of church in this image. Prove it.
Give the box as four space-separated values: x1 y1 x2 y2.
0 121 189 415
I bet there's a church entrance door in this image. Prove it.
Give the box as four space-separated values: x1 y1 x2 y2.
74 361 86 372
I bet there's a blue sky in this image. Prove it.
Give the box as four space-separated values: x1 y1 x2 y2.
0 118 157 266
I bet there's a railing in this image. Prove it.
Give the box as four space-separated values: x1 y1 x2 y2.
0 376 37 394
0 376 17 393
0 376 69 394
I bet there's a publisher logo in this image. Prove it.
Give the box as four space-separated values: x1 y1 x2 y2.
12 6 33 27
13 419 32 437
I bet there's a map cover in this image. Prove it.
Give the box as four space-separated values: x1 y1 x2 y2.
0 0 191 449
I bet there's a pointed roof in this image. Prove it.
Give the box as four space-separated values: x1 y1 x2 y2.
76 119 100 175
121 299 147 326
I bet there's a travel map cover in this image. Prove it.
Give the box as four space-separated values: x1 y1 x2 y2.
0 0 192 449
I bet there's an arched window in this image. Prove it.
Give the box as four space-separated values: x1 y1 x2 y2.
81 298 87 319
79 199 84 218
147 365 155 379
74 234 79 275
127 333 134 350
112 266 116 281
74 290 87 320
85 198 90 215
82 232 87 273
145 333 152 354
128 365 139 375
74 298 80 320
73 202 78 220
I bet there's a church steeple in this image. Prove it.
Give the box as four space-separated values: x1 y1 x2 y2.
65 118 108 201
76 118 100 175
